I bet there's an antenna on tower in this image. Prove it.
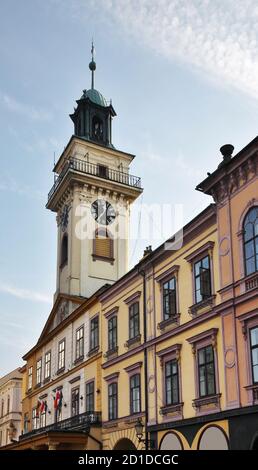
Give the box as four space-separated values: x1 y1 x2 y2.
89 39 96 90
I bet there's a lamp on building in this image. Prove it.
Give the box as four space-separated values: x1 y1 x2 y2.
135 418 144 442
135 418 155 449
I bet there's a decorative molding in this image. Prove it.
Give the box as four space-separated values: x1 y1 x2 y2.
184 241 215 263
123 291 141 305
124 362 143 374
103 372 119 383
104 307 119 320
188 295 216 317
154 265 180 283
187 327 219 355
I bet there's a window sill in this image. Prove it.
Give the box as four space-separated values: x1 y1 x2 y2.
104 347 118 360
73 356 84 366
192 393 221 410
88 346 100 357
43 377 51 385
245 383 258 403
124 334 141 349
158 315 180 331
92 254 114 265
34 383 41 389
56 367 65 376
188 295 216 317
160 402 184 416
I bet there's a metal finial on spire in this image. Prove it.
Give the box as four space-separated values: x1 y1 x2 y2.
89 40 96 90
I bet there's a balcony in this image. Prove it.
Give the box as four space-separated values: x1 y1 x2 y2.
47 158 142 203
20 411 101 440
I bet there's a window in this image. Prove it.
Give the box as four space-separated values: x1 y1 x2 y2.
32 408 37 430
198 345 216 397
28 366 33 390
44 351 51 380
130 374 141 414
71 387 80 417
60 234 68 267
23 413 29 433
243 207 258 275
163 277 177 320
90 317 99 350
108 383 118 420
40 410 46 428
1 400 4 417
129 302 140 339
194 255 211 303
93 228 113 260
86 381 94 413
7 396 10 415
97 164 108 177
165 359 179 405
108 316 117 351
58 339 65 371
76 326 84 360
36 358 42 385
250 327 258 383
92 116 104 142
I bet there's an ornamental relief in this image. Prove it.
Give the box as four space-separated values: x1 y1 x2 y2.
211 154 257 204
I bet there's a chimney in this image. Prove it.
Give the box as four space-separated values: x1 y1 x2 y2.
218 144 234 168
143 245 152 257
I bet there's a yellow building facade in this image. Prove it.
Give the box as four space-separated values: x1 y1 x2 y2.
5 53 258 451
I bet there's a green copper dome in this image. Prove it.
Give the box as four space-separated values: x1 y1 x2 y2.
81 88 108 107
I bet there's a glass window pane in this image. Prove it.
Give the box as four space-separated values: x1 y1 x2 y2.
206 346 213 362
252 348 258 367
253 364 258 383
202 256 209 269
251 328 258 347
245 240 255 259
198 349 205 365
244 222 254 241
195 261 201 276
246 257 256 275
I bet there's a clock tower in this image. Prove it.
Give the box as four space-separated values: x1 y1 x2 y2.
47 45 142 300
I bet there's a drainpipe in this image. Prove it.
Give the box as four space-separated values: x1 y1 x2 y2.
138 268 149 451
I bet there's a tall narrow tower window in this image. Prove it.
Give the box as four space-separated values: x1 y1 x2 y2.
60 234 68 267
92 116 103 142
93 228 113 261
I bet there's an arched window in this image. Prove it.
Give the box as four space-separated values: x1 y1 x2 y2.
243 207 258 275
60 234 68 267
92 116 103 142
93 228 113 260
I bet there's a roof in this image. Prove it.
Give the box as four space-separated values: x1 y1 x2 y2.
0 367 23 387
80 88 108 107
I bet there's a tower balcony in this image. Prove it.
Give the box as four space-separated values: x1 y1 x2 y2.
47 157 142 210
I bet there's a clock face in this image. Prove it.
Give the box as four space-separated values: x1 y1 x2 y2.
91 199 116 226
60 205 69 231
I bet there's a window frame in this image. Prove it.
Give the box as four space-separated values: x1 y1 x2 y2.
44 351 51 380
162 276 177 320
28 366 33 391
90 316 99 351
243 207 258 276
129 302 140 340
197 345 216 398
86 380 95 413
36 358 42 386
58 339 66 371
108 382 118 421
164 358 180 406
250 326 258 385
130 373 141 414
75 325 84 360
108 316 117 352
71 386 80 417
194 255 212 304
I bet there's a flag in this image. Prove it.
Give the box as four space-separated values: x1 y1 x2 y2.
58 390 63 410
54 390 60 409
36 400 41 417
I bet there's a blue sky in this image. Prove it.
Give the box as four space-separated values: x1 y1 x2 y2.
1 0 258 375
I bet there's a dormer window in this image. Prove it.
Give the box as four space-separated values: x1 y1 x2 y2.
92 116 103 142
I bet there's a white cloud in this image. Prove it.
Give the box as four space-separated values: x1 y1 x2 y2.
0 282 52 304
84 0 258 100
1 93 52 120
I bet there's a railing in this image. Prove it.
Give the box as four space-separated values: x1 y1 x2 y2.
245 273 258 292
48 158 142 202
20 411 101 440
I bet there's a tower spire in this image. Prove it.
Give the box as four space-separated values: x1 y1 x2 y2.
89 40 96 90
